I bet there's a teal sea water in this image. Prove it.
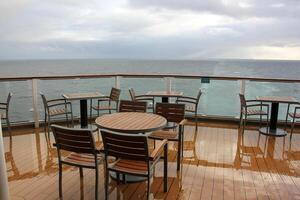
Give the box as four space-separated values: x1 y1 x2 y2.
0 59 299 122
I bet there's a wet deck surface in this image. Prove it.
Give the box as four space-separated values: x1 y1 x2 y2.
3 122 300 200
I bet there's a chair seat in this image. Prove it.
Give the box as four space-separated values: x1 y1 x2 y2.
242 109 267 115
150 130 178 140
110 159 149 175
63 152 102 168
288 112 300 118
49 107 70 116
92 105 115 110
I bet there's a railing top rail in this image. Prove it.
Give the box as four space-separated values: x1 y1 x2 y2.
0 73 299 83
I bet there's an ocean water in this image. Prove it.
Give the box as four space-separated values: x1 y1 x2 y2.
0 59 299 123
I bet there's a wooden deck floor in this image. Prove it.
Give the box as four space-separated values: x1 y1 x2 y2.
3 122 300 200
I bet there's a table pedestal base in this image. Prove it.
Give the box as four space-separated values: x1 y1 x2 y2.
110 172 147 183
259 127 287 137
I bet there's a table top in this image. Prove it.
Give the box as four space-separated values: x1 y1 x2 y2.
256 96 298 104
62 92 104 100
146 91 183 97
95 112 167 134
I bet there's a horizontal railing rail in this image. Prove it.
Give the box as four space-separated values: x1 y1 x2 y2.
0 73 300 83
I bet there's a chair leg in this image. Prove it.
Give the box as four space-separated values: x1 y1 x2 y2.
79 167 83 178
147 176 151 200
195 111 198 131
243 115 247 134
164 143 168 192
239 112 243 128
95 167 99 200
290 118 295 141
59 163 63 199
177 126 182 171
6 118 12 137
105 166 109 200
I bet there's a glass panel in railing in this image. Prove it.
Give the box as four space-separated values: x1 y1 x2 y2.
120 77 165 101
0 81 33 123
245 81 300 121
173 78 240 117
38 78 114 119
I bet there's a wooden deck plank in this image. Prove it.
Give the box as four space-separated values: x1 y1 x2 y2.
4 123 300 200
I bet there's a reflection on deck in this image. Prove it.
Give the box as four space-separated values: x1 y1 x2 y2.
3 122 300 199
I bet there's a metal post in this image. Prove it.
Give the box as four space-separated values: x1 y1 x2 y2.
32 79 39 128
0 119 10 200
115 76 121 89
165 77 172 93
240 80 246 94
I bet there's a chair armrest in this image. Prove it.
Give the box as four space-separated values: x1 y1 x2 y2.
179 119 188 126
245 100 259 103
97 97 110 102
177 96 197 101
294 107 300 112
47 99 67 104
246 104 269 108
150 139 168 161
176 99 197 104
48 102 71 108
95 143 104 154
135 96 154 101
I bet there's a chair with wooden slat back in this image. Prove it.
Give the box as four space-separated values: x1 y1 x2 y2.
176 89 202 130
0 92 12 137
238 93 269 133
51 125 102 200
119 100 147 112
129 88 155 112
40 93 74 138
101 130 168 200
149 103 185 171
90 87 121 117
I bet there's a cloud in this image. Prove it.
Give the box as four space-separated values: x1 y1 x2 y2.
0 0 299 60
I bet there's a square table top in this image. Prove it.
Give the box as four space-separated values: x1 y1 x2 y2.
62 92 104 100
256 96 298 104
145 91 183 97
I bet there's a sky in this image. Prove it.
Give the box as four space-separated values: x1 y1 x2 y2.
0 0 300 60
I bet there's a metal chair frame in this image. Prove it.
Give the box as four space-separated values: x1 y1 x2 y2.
176 89 202 130
239 93 269 133
285 102 300 140
40 93 73 137
149 103 185 171
0 93 12 137
90 87 121 117
129 88 155 112
51 125 102 200
101 130 168 200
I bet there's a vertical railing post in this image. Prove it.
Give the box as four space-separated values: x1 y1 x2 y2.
115 76 121 89
32 79 39 128
165 77 172 93
240 79 246 94
0 119 10 200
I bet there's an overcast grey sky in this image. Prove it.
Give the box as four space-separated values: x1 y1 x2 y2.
0 0 300 60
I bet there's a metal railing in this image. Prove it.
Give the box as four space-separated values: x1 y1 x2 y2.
0 73 299 128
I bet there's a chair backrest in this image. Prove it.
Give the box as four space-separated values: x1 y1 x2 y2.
129 88 136 101
109 87 121 101
119 100 147 112
101 130 149 161
239 93 246 107
155 103 185 123
40 93 49 112
5 93 12 111
196 89 202 103
51 125 96 154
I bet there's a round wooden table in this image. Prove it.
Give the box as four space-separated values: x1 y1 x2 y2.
95 112 167 183
95 112 167 134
